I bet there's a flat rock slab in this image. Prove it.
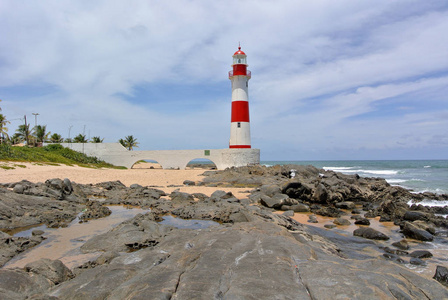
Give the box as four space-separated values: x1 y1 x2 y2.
48 221 448 300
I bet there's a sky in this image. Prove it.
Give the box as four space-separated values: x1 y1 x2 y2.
1 0 448 161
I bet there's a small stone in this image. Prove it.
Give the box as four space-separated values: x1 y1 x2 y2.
183 180 196 186
130 184 143 189
324 224 336 229
354 218 370 225
335 201 356 210
410 257 426 266
290 204 310 212
392 239 409 250
31 230 45 236
333 218 351 226
410 250 433 259
13 184 24 194
308 215 318 223
282 210 294 217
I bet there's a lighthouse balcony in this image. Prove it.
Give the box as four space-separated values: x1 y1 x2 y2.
229 70 251 79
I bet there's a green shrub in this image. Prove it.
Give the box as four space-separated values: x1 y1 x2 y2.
0 144 119 168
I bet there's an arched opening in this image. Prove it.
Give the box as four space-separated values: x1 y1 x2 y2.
131 159 163 169
186 158 217 170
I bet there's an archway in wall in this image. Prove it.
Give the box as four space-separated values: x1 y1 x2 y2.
131 159 163 169
186 158 217 170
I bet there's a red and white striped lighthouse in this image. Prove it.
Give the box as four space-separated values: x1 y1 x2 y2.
229 46 251 149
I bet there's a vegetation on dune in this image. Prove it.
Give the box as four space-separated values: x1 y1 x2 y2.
0 143 124 169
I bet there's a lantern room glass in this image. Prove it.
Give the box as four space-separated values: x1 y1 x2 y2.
233 55 247 65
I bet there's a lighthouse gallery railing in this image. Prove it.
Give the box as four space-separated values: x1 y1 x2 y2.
228 70 251 79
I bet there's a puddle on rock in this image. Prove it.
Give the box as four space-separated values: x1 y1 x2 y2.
286 211 448 279
3 206 148 270
160 215 220 229
3 223 48 237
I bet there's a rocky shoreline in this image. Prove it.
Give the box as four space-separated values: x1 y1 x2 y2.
1 164 448 299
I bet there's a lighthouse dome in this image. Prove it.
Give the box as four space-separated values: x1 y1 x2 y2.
233 47 246 56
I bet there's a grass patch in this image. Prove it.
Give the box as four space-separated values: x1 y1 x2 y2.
0 165 14 170
14 164 27 168
0 144 122 169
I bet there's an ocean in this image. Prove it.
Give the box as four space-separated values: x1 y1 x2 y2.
261 160 448 196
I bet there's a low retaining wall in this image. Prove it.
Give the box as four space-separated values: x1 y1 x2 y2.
59 143 260 170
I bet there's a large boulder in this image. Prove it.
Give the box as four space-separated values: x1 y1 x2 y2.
353 227 390 240
281 181 313 201
260 194 295 209
403 211 430 222
25 258 73 285
401 222 434 241
312 183 328 203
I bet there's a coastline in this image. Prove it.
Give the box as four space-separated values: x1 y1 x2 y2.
1 161 448 298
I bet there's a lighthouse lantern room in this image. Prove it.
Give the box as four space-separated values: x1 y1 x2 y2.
229 46 251 149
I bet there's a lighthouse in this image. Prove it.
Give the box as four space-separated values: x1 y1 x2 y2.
229 46 251 148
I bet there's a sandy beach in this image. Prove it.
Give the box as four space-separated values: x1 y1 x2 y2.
0 161 250 199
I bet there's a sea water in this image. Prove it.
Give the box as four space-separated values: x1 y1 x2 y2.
262 160 448 195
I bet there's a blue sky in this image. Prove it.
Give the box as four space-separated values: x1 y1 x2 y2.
1 1 447 160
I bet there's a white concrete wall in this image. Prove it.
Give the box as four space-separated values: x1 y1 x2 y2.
58 143 260 170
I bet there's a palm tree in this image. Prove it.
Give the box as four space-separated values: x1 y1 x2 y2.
0 113 10 144
118 138 125 148
119 135 139 150
91 136 104 143
73 133 88 143
34 125 51 144
50 133 63 143
16 124 31 145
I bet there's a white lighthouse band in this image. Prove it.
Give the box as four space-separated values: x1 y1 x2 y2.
229 46 251 149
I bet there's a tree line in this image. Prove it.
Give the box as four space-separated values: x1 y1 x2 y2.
0 101 139 150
